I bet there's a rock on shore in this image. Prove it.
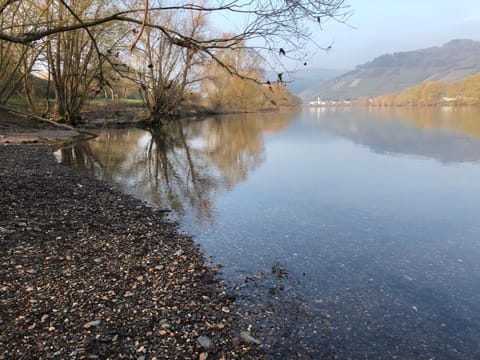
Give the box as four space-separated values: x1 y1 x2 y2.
0 144 263 359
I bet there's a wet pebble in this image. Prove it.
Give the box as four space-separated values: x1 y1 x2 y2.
240 331 262 345
83 320 101 329
197 336 213 350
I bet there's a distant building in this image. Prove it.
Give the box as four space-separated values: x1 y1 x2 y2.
441 97 457 102
308 97 353 107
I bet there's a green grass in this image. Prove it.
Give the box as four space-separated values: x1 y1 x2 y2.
88 98 143 105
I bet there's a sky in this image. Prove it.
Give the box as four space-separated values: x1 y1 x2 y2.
304 0 480 70
212 0 480 71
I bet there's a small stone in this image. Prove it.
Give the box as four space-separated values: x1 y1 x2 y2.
84 320 101 329
240 331 261 345
173 249 184 256
159 330 167 336
221 307 230 313
199 352 208 360
41 314 49 323
197 336 213 350
160 323 171 329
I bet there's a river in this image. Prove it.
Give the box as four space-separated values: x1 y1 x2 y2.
58 107 480 359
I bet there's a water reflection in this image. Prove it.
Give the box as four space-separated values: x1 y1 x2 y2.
59 108 480 358
307 106 480 163
59 112 295 223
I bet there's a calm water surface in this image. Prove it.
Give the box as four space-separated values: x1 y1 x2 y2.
59 107 480 359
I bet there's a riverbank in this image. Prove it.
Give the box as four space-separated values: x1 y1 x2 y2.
0 110 81 145
0 137 263 357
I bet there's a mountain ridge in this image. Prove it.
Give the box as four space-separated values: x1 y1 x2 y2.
283 68 347 95
302 39 480 101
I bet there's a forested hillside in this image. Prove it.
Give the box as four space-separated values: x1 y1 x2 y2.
371 72 480 106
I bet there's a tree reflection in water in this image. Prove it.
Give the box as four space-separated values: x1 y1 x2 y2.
58 112 296 224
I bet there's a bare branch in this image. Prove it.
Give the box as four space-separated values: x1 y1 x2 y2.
129 0 148 52
0 13 123 43
0 0 18 15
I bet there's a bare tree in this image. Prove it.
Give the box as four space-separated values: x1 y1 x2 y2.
0 0 43 106
0 0 350 123
0 0 350 67
127 5 208 124
202 41 264 111
44 0 119 124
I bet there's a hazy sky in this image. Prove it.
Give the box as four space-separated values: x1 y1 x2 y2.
306 0 480 70
212 0 480 71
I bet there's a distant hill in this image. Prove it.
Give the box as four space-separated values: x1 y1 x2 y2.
303 39 480 101
264 68 346 96
284 68 346 95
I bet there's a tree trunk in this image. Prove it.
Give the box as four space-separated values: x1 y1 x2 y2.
149 111 168 126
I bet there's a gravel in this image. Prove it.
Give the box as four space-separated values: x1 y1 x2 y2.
0 144 264 359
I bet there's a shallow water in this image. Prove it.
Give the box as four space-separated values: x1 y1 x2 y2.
59 107 480 358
